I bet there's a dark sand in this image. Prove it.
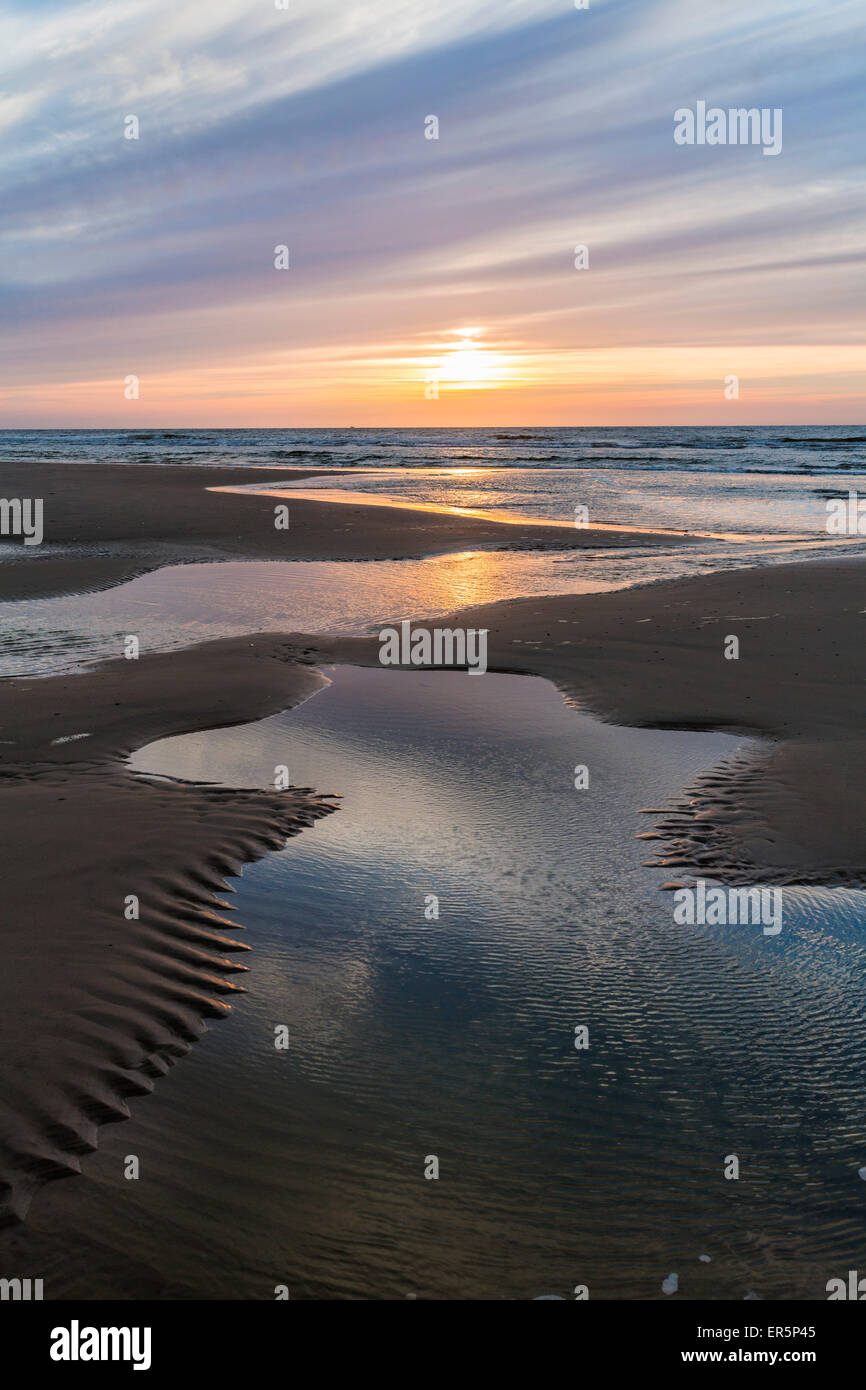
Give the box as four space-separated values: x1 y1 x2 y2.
0 458 863 1227
0 637 337 1224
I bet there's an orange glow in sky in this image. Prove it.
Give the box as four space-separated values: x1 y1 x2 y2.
1 1 863 427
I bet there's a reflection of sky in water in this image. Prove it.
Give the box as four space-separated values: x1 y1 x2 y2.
229 465 866 541
0 553 618 676
77 667 866 1300
1 529 860 678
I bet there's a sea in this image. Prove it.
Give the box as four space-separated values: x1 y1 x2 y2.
4 424 865 476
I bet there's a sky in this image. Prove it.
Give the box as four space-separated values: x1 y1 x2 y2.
0 0 864 426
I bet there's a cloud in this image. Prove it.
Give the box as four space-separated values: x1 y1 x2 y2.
0 0 863 422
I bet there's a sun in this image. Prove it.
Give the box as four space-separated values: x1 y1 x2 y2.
435 334 509 390
445 347 491 383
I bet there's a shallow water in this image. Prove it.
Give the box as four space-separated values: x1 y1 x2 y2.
12 666 866 1300
226 463 866 540
1 531 860 679
0 553 619 676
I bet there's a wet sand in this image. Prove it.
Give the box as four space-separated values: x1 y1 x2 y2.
0 637 338 1224
0 460 864 1229
0 460 691 601
308 555 866 887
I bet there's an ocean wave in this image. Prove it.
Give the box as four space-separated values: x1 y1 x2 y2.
132 432 198 441
267 449 336 460
778 435 866 445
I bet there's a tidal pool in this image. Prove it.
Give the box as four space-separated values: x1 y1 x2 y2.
10 666 866 1300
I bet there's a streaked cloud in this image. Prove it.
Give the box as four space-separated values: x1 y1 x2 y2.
0 0 863 423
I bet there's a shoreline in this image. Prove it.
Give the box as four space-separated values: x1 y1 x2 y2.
212 480 729 538
0 460 696 602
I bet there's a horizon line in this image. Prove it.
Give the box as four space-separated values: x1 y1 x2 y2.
1 422 864 433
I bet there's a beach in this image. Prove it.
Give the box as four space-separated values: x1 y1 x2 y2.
1 452 865 1298
0 460 691 603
